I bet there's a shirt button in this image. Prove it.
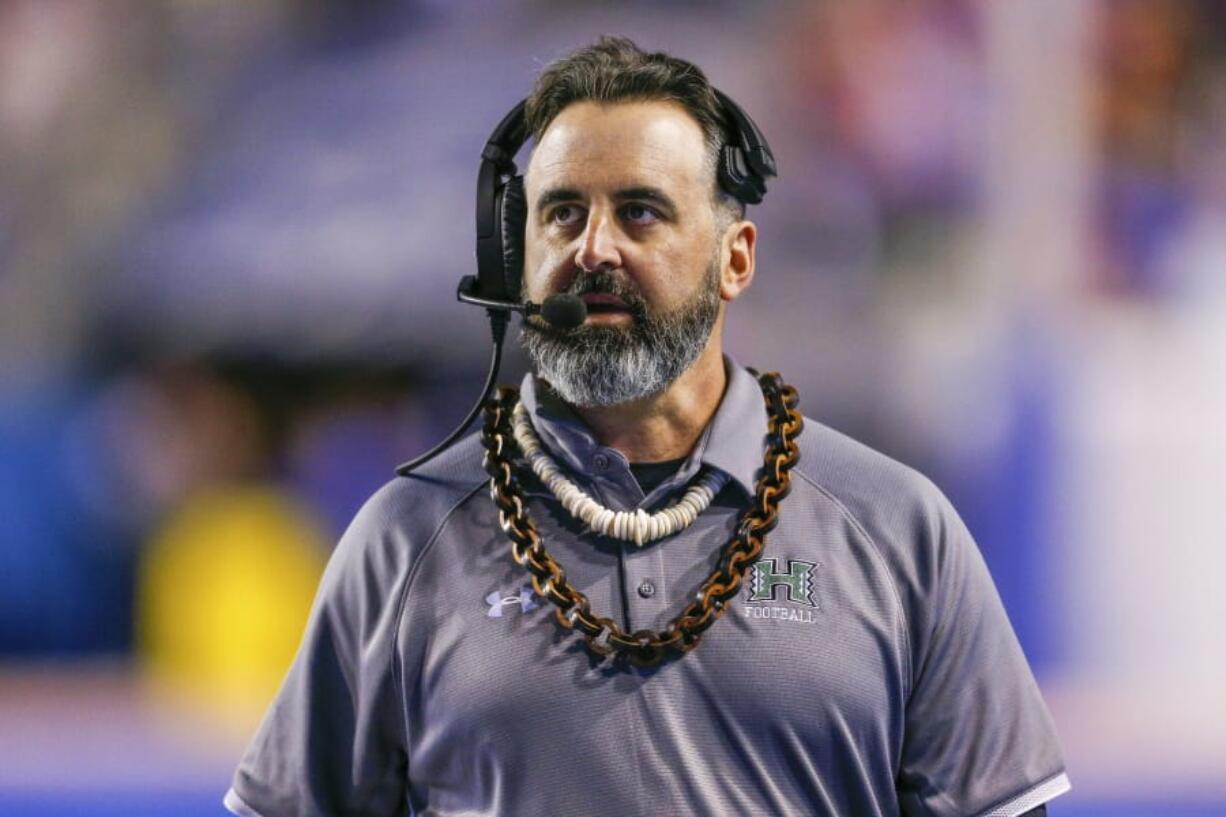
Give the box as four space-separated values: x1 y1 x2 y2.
637 580 656 598
593 452 610 471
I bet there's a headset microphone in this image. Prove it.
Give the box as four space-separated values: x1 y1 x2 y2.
456 276 588 329
539 294 587 330
396 87 775 475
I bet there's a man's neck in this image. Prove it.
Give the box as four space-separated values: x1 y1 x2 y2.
564 342 728 464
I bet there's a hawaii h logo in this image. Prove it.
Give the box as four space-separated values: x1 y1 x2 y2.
748 558 818 607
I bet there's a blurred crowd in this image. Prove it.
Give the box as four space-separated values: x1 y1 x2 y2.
1 0 1224 803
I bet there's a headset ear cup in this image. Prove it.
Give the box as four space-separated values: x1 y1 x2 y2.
719 145 764 205
500 175 527 299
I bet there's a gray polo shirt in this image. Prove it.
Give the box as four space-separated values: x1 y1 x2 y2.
225 358 1070 817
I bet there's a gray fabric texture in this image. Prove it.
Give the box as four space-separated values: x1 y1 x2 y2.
227 357 1069 817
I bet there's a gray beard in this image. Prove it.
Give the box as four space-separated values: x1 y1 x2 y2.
520 260 721 408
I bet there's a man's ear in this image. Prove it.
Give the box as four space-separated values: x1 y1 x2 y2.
719 219 757 302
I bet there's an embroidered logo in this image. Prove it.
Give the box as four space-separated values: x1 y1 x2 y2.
748 558 818 607
486 585 539 618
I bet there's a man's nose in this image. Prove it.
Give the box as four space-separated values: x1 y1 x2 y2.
575 210 622 273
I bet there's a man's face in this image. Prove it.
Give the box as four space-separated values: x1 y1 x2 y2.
520 99 728 406
522 98 722 319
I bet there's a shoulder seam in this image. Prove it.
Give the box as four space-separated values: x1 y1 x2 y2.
791 466 914 700
389 478 488 749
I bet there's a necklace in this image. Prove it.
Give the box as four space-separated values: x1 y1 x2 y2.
510 401 730 547
480 369 803 667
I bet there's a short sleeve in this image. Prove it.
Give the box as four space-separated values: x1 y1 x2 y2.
225 492 411 817
895 491 1070 817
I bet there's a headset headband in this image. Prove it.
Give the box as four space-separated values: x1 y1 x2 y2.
712 88 777 185
478 88 775 220
473 87 776 305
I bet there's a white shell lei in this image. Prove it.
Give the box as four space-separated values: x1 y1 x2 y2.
511 401 729 547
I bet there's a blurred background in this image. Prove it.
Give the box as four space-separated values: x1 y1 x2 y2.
1 1 1223 815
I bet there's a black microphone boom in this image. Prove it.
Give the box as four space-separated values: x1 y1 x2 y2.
395 281 587 475
455 275 587 329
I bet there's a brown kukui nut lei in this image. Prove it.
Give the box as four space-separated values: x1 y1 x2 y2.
480 369 803 668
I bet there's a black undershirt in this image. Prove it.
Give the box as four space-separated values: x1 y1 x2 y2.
628 457 687 495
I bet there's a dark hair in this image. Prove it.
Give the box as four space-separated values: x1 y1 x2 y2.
525 36 745 223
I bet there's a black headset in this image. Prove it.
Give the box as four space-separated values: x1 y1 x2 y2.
464 87 776 310
398 88 776 474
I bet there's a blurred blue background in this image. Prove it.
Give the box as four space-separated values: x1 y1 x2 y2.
1 1 1224 815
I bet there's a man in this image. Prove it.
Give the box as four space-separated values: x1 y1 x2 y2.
225 37 1070 816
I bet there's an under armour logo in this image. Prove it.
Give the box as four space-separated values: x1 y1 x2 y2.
486 585 539 617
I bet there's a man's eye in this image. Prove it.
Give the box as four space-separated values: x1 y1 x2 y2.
622 203 659 226
550 205 583 227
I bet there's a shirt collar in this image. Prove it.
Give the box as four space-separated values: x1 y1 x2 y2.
517 356 767 498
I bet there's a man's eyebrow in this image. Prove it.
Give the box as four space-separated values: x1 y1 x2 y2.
534 186 679 214
612 186 677 213
535 187 583 214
